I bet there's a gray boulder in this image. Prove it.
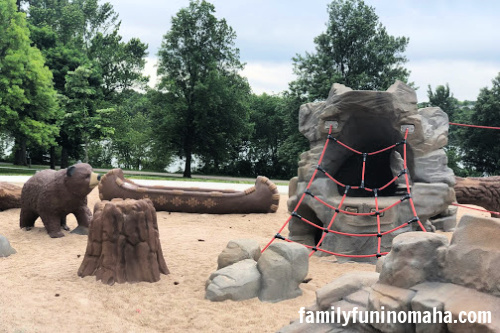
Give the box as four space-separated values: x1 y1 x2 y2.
316 271 379 310
443 214 500 296
205 259 260 302
217 239 261 270
368 283 416 333
404 182 455 226
413 149 456 186
257 242 309 302
0 235 16 257
411 282 500 333
379 232 449 289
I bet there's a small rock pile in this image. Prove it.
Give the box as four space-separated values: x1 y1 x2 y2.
205 239 309 303
279 214 500 332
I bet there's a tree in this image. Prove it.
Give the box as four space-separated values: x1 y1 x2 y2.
64 65 114 164
427 84 459 121
292 0 410 101
0 0 61 165
157 0 251 177
276 91 310 178
247 94 285 177
108 90 170 171
24 0 148 167
462 73 500 175
88 27 149 97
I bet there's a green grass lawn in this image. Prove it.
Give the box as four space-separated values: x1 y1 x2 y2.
0 164 288 185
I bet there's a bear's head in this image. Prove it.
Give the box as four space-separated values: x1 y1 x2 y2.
64 163 101 197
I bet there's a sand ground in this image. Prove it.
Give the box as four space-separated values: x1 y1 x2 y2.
0 182 487 333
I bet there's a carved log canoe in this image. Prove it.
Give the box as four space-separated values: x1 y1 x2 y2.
98 169 280 214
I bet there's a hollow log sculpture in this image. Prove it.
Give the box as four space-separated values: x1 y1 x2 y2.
0 182 22 211
98 168 280 214
455 176 500 217
78 198 169 285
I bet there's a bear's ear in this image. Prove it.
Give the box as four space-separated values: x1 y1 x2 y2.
67 166 76 177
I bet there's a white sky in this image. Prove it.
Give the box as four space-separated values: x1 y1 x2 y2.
108 0 500 102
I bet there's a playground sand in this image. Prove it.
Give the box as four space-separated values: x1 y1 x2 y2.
0 183 488 333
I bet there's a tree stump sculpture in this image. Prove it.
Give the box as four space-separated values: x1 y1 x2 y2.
78 198 169 285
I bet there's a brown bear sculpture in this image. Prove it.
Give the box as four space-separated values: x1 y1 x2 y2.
20 163 100 238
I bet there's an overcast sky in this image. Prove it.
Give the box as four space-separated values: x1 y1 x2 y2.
107 0 500 102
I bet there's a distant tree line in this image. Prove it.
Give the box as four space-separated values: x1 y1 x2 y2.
1 0 499 179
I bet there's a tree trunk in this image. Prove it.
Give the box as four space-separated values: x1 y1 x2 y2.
61 146 69 169
183 130 193 178
183 152 192 178
13 137 27 166
84 136 89 163
49 146 56 169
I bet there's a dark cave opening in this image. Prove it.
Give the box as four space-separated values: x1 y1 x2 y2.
329 115 406 197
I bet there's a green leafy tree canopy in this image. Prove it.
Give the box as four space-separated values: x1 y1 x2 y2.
0 0 60 165
157 0 251 177
462 73 500 175
292 0 410 101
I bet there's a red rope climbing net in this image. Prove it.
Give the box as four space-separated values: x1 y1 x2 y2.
451 203 500 216
262 126 426 259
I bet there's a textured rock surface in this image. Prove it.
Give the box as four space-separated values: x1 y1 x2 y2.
411 282 500 333
379 232 448 289
413 149 455 186
257 242 309 302
0 182 22 211
78 198 169 285
0 234 16 257
206 241 309 303
205 259 261 302
405 183 455 229
315 271 379 310
368 283 416 333
217 239 261 270
443 215 500 296
455 176 500 218
279 214 500 332
288 81 456 260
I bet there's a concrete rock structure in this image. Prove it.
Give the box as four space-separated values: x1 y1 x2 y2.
287 81 456 261
205 240 309 303
279 214 500 333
